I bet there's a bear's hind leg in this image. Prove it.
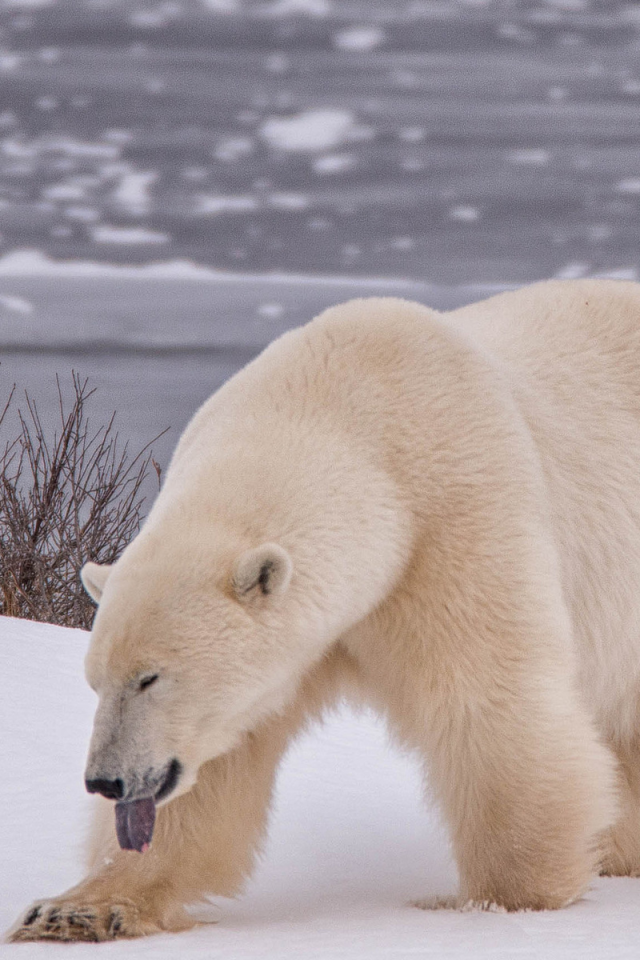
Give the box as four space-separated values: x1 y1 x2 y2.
600 740 640 877
422 666 618 911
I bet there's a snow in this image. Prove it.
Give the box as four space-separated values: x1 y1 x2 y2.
3 615 640 957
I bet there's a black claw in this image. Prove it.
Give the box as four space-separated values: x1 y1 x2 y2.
68 912 90 928
108 909 123 936
46 908 61 924
24 906 41 926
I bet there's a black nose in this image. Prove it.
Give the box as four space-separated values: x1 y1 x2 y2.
85 777 124 800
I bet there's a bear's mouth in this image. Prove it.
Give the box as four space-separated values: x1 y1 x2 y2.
114 759 182 852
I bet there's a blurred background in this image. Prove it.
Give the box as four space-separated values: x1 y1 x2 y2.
1 0 639 484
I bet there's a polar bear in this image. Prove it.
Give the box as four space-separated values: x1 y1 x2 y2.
11 279 640 942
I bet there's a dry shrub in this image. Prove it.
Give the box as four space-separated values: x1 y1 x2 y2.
0 373 165 629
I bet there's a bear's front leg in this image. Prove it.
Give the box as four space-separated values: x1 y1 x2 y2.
9 648 349 943
8 798 198 943
9 735 277 943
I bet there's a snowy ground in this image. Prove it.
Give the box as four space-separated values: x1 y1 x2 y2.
2 614 640 958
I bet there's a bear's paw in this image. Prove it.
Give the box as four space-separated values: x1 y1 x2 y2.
8 896 160 942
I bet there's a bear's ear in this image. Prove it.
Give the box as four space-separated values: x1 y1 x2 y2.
232 543 293 601
81 562 113 604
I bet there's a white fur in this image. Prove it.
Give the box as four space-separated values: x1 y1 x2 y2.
10 279 640 942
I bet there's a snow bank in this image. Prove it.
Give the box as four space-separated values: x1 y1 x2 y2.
2 614 640 957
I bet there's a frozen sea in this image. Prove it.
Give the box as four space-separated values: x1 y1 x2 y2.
1 0 639 473
0 0 639 283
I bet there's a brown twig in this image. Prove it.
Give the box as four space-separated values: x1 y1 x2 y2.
0 373 168 629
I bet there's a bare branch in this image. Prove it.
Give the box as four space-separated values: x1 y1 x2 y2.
0 374 167 630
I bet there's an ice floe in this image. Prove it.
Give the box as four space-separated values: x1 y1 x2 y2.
91 225 169 245
333 27 385 52
260 109 355 153
313 152 357 175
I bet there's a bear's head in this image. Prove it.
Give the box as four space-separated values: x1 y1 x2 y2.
80 527 310 829
78 421 412 849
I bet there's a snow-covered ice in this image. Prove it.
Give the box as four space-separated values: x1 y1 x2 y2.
3 614 640 958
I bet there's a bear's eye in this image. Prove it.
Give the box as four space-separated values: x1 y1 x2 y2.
139 674 159 692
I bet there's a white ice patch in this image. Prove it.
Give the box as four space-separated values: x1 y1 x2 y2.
255 0 331 16
64 206 100 222
333 26 385 52
449 205 480 223
42 182 88 202
595 267 639 281
0 294 33 314
398 126 426 143
555 261 589 279
390 237 415 251
257 302 284 318
0 53 21 73
269 192 310 210
213 136 254 162
497 23 535 43
542 0 586 8
112 170 157 215
1 139 36 159
616 178 640 194
196 195 258 215
130 2 182 28
91 225 169 245
265 53 289 74
35 96 59 112
312 153 356 175
260 109 355 153
200 0 240 11
507 149 550 166
38 47 60 63
103 129 134 146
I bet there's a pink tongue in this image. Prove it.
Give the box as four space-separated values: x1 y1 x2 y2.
115 798 156 853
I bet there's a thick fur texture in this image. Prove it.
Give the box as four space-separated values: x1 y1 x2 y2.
11 279 640 941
